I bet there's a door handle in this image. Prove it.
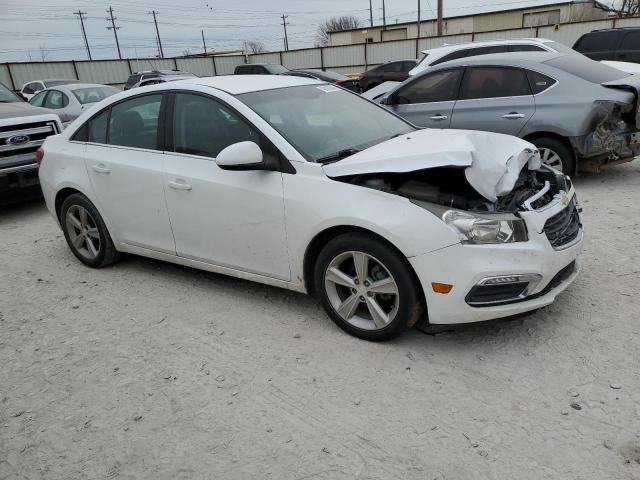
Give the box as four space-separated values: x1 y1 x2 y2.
168 179 192 191
91 164 110 174
429 114 448 121
503 112 525 119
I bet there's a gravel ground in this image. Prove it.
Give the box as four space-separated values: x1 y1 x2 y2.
1 162 640 480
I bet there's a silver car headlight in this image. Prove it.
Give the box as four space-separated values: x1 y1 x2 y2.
441 210 528 244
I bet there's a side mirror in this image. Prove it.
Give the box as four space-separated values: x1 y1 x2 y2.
215 141 264 171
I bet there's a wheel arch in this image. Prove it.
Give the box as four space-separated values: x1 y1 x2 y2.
55 187 84 221
523 132 577 174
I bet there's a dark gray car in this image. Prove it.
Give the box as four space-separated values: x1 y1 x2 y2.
380 51 640 174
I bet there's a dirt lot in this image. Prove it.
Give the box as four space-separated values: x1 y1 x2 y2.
1 163 640 480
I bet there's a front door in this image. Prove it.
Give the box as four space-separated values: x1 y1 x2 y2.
84 93 175 254
388 68 463 128
162 92 290 280
450 66 535 137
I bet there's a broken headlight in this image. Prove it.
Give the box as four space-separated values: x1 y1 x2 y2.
441 210 528 244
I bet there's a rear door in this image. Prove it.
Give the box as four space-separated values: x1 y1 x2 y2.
616 30 640 63
450 66 535 136
388 68 462 128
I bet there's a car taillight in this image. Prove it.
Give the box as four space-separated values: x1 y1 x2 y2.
334 80 346 85
35 147 44 168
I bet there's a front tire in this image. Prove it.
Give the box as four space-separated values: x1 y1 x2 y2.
60 193 119 268
530 137 576 175
314 233 424 341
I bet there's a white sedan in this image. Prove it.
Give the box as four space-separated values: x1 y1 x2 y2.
38 75 583 341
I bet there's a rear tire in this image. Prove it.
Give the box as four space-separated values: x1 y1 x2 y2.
314 232 424 341
530 137 576 175
60 193 119 268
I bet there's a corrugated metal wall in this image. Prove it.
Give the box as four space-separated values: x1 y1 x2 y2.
4 16 640 90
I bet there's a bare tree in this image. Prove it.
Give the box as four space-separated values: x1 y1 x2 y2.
598 0 640 16
242 40 267 54
315 15 361 47
182 49 193 56
38 45 49 62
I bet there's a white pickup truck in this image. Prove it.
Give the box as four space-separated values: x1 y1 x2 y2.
1 82 62 204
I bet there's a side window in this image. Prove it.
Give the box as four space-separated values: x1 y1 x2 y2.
466 45 509 57
402 61 416 72
526 70 557 94
88 110 109 143
396 69 462 104
108 94 162 149
509 44 545 52
125 74 141 87
30 91 47 107
172 93 258 158
431 49 469 66
460 67 531 100
23 84 35 94
383 62 403 73
43 90 68 109
620 31 640 50
575 31 622 52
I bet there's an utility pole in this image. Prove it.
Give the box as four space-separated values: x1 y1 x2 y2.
369 0 373 27
73 10 92 60
106 6 122 59
382 0 387 28
281 14 290 51
437 0 443 37
417 0 421 39
150 10 164 58
201 29 207 55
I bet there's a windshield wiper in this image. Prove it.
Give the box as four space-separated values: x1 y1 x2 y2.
316 148 361 164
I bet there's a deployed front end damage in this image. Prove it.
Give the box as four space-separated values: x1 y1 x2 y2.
323 129 583 324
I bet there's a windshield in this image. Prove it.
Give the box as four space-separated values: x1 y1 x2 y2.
545 54 628 83
239 85 414 162
413 53 430 68
72 86 119 104
44 79 81 87
0 82 21 102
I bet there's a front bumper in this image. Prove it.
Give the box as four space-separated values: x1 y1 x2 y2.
409 192 583 325
0 163 41 204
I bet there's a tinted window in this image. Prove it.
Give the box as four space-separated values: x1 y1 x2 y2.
460 67 531 99
526 70 557 94
575 31 622 52
545 55 626 83
88 110 109 143
30 91 47 107
173 93 258 158
108 94 162 149
235 65 250 74
620 31 640 50
402 61 416 72
43 90 68 109
264 64 288 74
126 74 141 87
22 84 35 94
509 44 545 52
467 45 509 56
432 49 469 66
239 85 413 162
382 62 403 73
396 69 462 103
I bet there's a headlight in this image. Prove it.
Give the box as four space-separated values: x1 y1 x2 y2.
442 210 528 244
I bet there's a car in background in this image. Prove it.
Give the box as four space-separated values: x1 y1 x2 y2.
28 83 119 125
410 38 576 77
124 70 195 90
281 69 360 92
574 27 640 63
358 60 416 91
0 82 62 204
379 51 640 175
39 75 582 341
130 74 195 89
20 79 81 101
234 64 289 75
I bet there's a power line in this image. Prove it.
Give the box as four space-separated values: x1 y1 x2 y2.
73 10 92 60
106 6 122 59
149 10 164 58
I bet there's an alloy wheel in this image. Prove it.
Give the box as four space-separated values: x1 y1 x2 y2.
65 205 101 260
324 251 399 331
539 147 563 171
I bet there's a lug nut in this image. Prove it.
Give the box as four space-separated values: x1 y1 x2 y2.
354 279 359 285
351 288 357 294
359 296 365 302
364 281 370 287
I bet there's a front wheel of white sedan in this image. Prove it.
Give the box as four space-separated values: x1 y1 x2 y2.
314 233 424 341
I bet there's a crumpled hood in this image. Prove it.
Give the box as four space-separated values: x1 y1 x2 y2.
322 129 541 202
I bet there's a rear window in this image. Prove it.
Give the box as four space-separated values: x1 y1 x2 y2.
620 31 640 50
126 74 141 86
574 31 622 52
545 54 627 83
44 79 80 87
72 86 119 104
265 64 288 74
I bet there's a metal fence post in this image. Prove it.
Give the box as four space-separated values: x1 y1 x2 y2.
6 64 16 91
320 47 324 70
173 58 178 71
212 56 217 76
71 60 80 80
364 43 368 70
279 51 283 66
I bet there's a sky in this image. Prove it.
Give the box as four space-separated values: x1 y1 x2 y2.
0 0 615 62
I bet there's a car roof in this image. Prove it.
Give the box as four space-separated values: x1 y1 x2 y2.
420 37 555 55
429 51 564 69
60 83 117 90
178 74 323 94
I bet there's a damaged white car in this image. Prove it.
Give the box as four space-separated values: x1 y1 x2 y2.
39 76 583 341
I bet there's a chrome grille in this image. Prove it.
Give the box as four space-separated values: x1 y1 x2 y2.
543 199 581 248
0 121 58 167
